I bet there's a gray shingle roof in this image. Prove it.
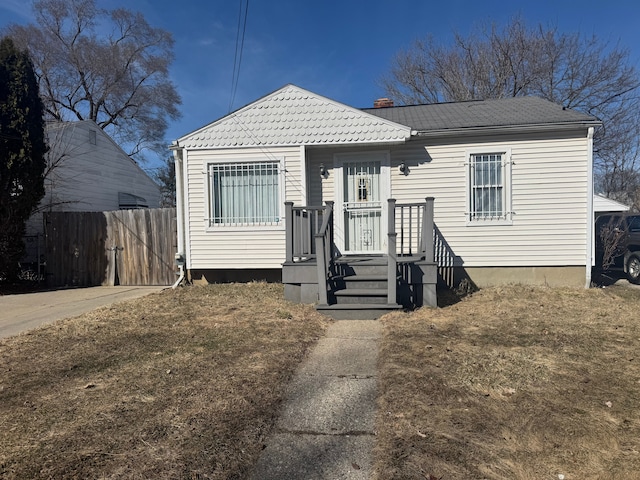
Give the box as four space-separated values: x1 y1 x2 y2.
363 96 600 132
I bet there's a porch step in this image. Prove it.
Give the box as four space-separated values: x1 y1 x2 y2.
327 256 395 316
333 274 388 289
334 256 388 276
315 303 402 320
333 288 389 304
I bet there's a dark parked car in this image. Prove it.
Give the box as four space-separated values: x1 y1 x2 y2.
595 213 640 284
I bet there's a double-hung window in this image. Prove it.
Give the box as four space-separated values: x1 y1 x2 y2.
467 150 512 223
208 161 281 227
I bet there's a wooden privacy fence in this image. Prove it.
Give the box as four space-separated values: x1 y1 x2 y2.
45 208 177 287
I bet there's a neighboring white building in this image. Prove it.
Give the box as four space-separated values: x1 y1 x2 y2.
172 84 601 298
24 121 161 263
593 193 630 215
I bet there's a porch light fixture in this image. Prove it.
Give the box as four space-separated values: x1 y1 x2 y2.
399 162 406 173
319 163 327 177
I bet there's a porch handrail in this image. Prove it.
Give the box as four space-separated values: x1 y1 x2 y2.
285 202 327 262
387 199 398 304
314 202 334 305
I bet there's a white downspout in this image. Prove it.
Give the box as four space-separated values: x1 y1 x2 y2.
585 126 595 288
171 142 186 288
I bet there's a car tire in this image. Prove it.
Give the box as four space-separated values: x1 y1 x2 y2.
627 254 640 284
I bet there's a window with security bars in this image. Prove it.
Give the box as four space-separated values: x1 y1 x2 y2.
208 162 280 226
469 153 506 220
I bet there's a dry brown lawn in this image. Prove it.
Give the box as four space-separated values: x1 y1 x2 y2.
3 282 640 479
0 282 329 479
375 284 640 480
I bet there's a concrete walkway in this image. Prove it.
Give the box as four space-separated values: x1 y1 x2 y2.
0 286 166 339
250 319 380 480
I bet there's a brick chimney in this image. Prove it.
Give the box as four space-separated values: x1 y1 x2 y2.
373 98 394 108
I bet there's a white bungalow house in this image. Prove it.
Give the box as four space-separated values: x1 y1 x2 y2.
171 84 600 318
23 120 161 266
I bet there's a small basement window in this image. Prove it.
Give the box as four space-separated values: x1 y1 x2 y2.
119 192 148 209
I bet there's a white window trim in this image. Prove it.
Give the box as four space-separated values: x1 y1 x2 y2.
204 157 286 231
465 148 513 226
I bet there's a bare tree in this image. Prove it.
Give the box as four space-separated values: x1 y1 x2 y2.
598 216 629 271
152 155 176 208
380 17 640 205
4 0 181 160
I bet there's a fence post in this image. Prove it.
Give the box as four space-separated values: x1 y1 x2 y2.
387 199 397 305
424 197 435 263
285 201 294 262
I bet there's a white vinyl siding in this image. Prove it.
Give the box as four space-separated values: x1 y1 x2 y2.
387 131 590 267
185 146 302 269
184 130 591 271
208 162 280 226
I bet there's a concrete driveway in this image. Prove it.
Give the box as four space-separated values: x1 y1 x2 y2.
0 286 166 339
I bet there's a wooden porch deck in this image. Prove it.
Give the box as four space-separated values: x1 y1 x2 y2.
283 199 437 320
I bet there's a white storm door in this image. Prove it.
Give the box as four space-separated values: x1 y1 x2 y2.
337 153 389 254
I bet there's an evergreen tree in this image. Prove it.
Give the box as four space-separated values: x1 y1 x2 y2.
0 37 47 282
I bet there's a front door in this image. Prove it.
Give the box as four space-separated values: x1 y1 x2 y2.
336 153 389 254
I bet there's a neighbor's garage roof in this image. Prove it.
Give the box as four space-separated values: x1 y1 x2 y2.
594 194 630 213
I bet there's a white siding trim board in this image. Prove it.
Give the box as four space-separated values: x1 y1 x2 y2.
183 148 194 270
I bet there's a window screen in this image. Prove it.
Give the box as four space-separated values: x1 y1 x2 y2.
208 162 280 226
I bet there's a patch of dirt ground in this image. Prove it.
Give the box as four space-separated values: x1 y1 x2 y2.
374 284 640 480
0 282 330 479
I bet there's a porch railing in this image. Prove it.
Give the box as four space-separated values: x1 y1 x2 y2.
388 197 435 260
285 198 433 306
285 202 332 262
284 201 334 305
387 197 435 303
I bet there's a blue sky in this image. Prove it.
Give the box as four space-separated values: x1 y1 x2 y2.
1 0 639 170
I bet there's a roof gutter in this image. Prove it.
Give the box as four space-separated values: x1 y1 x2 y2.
411 121 602 138
586 126 595 288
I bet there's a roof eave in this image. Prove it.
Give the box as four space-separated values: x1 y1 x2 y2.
175 136 412 151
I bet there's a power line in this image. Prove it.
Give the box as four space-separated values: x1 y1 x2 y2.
228 0 249 113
